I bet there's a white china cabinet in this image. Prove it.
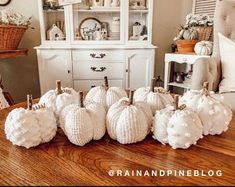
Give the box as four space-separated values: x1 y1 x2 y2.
36 0 156 95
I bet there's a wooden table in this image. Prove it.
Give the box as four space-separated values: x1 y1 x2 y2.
0 49 28 105
0 102 235 186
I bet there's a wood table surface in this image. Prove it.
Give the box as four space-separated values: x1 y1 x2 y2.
0 102 235 186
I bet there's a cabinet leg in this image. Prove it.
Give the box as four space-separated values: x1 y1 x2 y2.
164 61 171 91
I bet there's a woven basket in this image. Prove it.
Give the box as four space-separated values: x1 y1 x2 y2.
195 26 213 41
0 25 27 50
176 39 198 53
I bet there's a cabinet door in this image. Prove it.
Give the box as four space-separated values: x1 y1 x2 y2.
37 50 72 95
125 50 155 89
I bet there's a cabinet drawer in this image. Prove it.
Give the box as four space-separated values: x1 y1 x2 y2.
74 80 123 91
72 50 125 61
73 61 124 79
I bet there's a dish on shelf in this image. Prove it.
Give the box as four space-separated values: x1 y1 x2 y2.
79 17 102 40
75 6 90 10
130 6 147 10
90 6 120 10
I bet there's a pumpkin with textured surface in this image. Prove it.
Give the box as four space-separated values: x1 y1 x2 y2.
4 95 57 149
152 96 203 149
134 78 173 115
63 92 106 146
183 28 198 40
85 76 127 109
39 80 78 120
107 91 153 144
180 82 232 135
194 41 213 55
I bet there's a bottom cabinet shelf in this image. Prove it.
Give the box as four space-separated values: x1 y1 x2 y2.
168 82 191 89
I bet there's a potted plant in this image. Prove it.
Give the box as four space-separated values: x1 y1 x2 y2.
174 26 199 53
174 13 214 53
0 8 32 50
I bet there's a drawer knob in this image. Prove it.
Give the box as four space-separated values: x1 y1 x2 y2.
90 67 107 72
90 53 106 59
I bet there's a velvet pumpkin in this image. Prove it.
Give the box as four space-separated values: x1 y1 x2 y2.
179 82 232 135
134 78 174 115
85 76 127 109
152 96 203 149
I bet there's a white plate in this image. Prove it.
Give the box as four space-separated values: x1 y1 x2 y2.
90 6 120 10
130 6 147 10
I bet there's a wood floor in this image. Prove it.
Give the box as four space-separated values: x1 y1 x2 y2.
0 102 235 186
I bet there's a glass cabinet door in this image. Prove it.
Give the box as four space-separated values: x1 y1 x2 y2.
42 0 67 41
128 0 151 42
72 0 123 43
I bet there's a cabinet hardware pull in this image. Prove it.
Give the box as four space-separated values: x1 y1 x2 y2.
90 67 107 72
90 53 106 59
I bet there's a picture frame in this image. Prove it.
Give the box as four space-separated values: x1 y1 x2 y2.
0 0 11 6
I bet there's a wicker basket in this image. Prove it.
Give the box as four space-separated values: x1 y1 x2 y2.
195 26 213 41
176 39 198 53
0 25 27 50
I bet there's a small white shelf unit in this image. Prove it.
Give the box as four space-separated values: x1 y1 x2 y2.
164 53 210 91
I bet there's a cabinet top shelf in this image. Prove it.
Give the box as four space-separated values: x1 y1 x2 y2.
43 9 149 14
43 9 64 13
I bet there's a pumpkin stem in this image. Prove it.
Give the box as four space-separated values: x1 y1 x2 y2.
129 90 135 105
174 95 179 110
173 95 186 111
104 76 109 90
56 80 63 95
150 78 156 92
79 92 84 108
202 82 210 96
27 94 33 110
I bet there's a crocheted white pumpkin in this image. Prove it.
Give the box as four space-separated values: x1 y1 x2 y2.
194 41 213 55
63 92 106 146
180 82 232 136
107 91 153 144
85 76 127 109
4 95 57 149
134 78 174 115
152 96 203 149
39 80 78 118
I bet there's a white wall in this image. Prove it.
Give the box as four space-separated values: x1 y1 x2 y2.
153 0 193 79
0 0 193 103
0 0 41 103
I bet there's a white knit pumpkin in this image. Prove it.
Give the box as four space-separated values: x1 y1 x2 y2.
39 80 78 119
134 78 174 115
179 83 232 136
85 76 127 109
62 92 106 146
4 95 57 149
152 96 203 149
107 91 153 144
194 41 213 55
